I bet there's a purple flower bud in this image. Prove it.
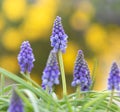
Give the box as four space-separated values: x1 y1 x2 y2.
42 50 60 92
8 90 24 112
108 62 120 91
17 41 35 74
50 16 68 53
71 50 92 91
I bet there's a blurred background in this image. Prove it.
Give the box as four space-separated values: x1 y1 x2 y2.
0 0 120 96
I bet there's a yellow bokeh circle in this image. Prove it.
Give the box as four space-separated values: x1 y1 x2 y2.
2 28 23 51
85 24 107 52
2 0 27 21
0 56 19 73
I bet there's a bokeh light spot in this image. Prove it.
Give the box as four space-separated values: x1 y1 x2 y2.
2 0 27 21
2 28 23 51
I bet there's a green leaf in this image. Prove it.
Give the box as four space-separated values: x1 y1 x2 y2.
81 92 108 111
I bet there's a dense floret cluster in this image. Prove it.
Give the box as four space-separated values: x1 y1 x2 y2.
108 62 120 90
17 41 35 73
42 50 60 92
50 16 68 53
71 50 92 91
8 90 24 112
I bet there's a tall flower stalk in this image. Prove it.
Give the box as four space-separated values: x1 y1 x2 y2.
42 50 60 93
71 50 92 96
58 51 67 96
50 16 68 96
107 62 120 112
17 41 35 79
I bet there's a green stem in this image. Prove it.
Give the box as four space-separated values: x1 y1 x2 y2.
76 86 80 98
1 74 5 95
106 90 114 112
26 72 32 85
46 86 50 94
26 72 30 79
58 51 67 96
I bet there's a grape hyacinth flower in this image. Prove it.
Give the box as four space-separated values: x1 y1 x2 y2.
108 62 120 91
8 90 24 112
71 50 92 91
42 50 60 92
50 16 68 53
17 41 35 74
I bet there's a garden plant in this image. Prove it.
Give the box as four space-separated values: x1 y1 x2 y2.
0 16 120 112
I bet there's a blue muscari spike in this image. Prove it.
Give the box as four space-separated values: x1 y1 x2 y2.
71 50 92 91
17 41 35 74
42 50 60 92
50 16 68 53
8 90 24 112
108 62 120 91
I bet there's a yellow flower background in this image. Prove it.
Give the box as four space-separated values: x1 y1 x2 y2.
0 0 120 94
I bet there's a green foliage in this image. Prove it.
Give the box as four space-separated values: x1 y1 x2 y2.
0 67 120 112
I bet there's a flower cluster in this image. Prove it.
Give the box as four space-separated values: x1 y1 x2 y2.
108 62 120 91
50 16 68 53
17 41 35 74
71 50 92 91
42 50 60 92
8 90 24 112
16 16 120 95
1 15 120 112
